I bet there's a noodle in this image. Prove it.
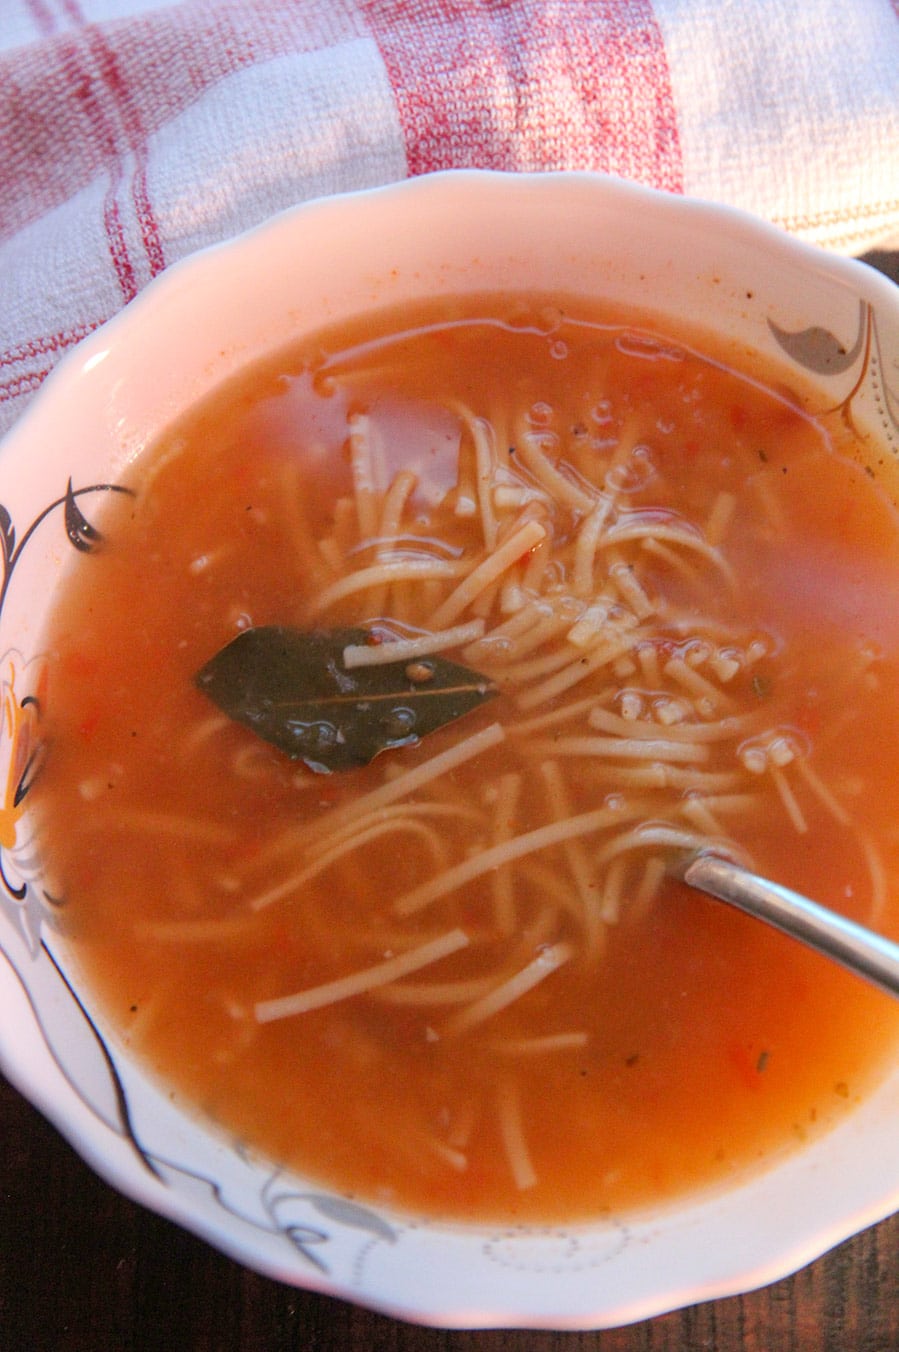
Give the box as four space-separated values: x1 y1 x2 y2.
468 410 501 551
309 557 469 618
304 800 485 861
442 942 574 1039
260 721 505 865
395 801 647 917
489 771 523 936
255 927 470 1022
539 759 602 948
491 1032 590 1056
427 518 546 629
248 813 450 913
770 766 809 835
376 468 419 557
572 500 614 596
496 1075 538 1190
526 735 711 763
514 431 596 514
587 706 749 742
347 412 381 540
515 625 643 710
341 619 485 669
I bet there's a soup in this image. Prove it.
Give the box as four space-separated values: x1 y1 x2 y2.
34 295 899 1223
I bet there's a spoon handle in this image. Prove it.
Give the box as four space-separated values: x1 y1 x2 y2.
682 854 899 1001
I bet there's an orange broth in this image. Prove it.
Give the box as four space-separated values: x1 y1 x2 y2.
35 296 899 1223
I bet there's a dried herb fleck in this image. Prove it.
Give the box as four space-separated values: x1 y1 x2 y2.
751 673 772 699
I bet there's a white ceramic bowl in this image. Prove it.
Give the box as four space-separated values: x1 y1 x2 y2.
0 172 897 1330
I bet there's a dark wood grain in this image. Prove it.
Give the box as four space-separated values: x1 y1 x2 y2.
861 251 899 285
2 1075 897 1352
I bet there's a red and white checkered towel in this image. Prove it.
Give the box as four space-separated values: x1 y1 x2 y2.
2 0 898 436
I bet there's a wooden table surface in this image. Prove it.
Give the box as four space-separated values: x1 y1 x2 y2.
2 253 898 1352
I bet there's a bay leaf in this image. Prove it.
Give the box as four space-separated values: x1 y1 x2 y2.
194 625 498 773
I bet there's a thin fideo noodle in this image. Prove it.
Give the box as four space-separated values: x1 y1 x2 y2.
342 619 485 669
255 927 470 1022
252 722 506 874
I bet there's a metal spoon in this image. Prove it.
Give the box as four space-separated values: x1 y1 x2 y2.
679 853 899 1000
